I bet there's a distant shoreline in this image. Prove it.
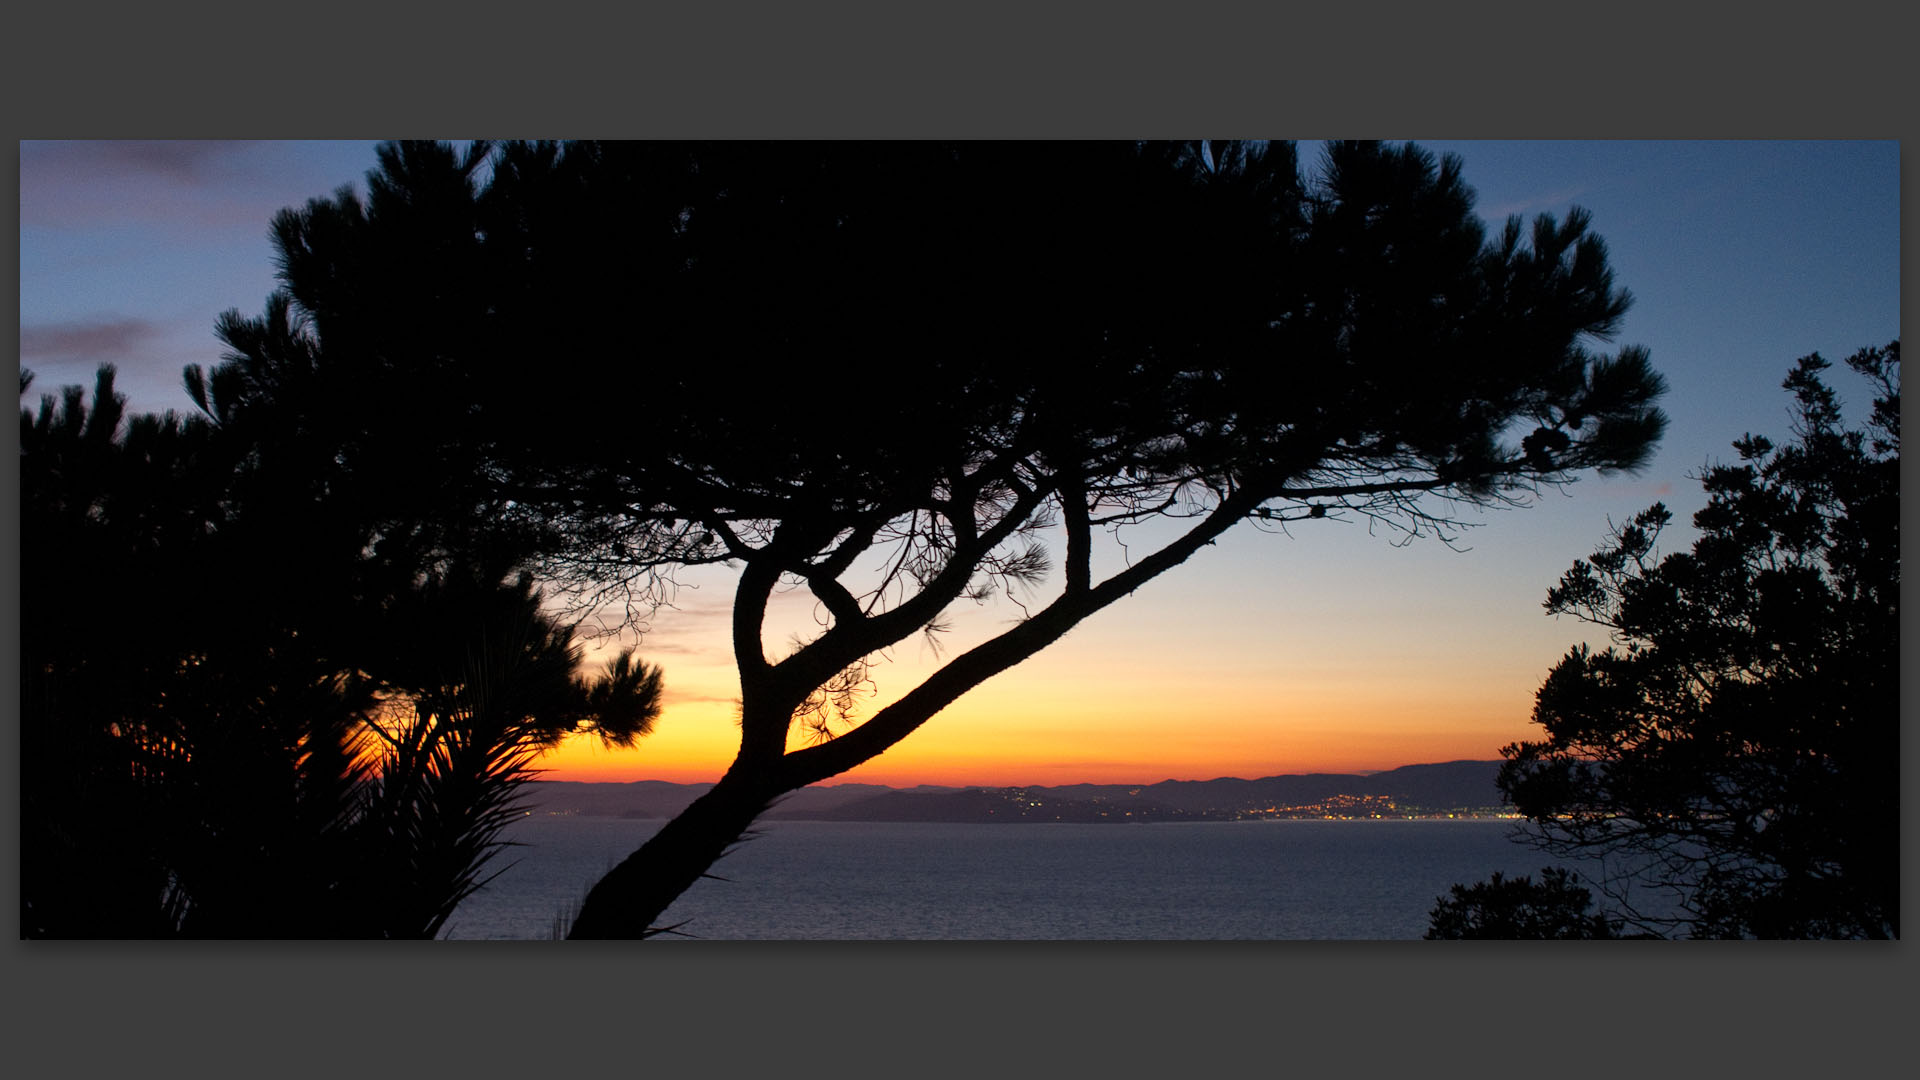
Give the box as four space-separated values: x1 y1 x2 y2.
519 760 1514 825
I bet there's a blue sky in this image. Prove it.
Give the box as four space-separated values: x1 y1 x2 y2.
21 140 388 412
23 140 1898 461
17 140 1901 784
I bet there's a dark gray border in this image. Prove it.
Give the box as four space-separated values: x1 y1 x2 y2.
6 3 1911 1076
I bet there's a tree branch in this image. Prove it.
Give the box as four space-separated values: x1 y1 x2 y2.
1061 471 1092 596
777 486 1263 788
767 478 1057 699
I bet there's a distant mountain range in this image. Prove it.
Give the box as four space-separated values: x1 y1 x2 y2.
518 760 1511 824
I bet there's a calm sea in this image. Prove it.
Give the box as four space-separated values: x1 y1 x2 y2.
441 813 1559 940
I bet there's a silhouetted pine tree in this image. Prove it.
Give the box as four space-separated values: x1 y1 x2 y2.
198 140 1669 938
1426 345 1899 940
1493 344 1899 939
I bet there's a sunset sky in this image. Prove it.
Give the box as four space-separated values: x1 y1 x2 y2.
18 139 1901 788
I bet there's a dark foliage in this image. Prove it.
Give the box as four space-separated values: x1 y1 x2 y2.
1425 868 1618 940
1496 343 1899 939
20 360 664 937
163 140 1667 937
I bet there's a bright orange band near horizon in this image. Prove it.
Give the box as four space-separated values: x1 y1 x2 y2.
528 504 1600 792
535 626 1551 789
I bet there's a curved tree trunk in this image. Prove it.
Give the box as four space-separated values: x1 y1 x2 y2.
563 495 1263 939
565 770 779 939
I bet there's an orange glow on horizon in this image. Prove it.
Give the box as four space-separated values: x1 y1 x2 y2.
533 669 1541 789
537 521 1584 791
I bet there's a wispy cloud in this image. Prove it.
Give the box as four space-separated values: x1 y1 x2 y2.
619 638 727 658
20 318 163 364
32 140 270 182
22 142 255 226
1598 478 1675 501
661 690 742 707
19 140 372 233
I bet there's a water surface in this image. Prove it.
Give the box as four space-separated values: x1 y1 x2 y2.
444 815 1554 940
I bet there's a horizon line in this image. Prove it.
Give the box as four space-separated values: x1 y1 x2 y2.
529 757 1508 789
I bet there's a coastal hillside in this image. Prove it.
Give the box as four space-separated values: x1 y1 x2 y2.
519 761 1508 822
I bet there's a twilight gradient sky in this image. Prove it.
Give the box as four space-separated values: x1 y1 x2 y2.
18 139 1900 788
